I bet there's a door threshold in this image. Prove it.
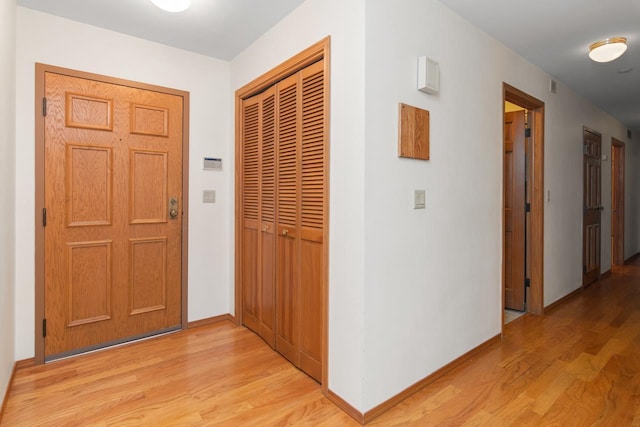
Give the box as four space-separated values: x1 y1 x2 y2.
45 326 181 363
504 309 526 325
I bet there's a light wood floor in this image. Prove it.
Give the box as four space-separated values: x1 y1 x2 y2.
3 259 640 426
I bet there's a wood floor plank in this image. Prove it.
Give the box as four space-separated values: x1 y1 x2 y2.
3 259 640 425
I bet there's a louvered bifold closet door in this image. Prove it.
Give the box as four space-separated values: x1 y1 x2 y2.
259 87 277 347
275 72 301 366
241 94 261 334
241 58 326 383
242 91 277 347
297 60 325 381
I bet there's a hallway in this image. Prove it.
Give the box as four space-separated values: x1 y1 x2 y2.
371 259 640 425
3 259 640 425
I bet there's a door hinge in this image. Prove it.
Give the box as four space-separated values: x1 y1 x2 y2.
525 202 531 213
524 278 531 288
42 97 47 117
42 208 47 227
525 128 531 138
583 144 588 155
42 318 47 338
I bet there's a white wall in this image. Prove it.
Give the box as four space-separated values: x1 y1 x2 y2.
362 0 629 411
11 0 637 416
231 0 367 410
15 7 232 360
625 129 640 258
0 0 16 401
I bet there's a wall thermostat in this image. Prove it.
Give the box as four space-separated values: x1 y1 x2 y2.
203 157 222 170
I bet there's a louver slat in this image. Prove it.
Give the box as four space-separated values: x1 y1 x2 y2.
243 99 260 221
261 92 276 223
301 65 324 231
277 79 299 228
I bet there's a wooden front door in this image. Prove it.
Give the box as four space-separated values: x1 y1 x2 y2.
44 71 184 359
504 110 526 311
583 128 602 287
611 139 625 266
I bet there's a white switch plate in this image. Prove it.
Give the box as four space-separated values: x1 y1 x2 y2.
414 190 426 209
203 190 216 203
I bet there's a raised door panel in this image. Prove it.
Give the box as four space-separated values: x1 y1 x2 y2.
65 92 113 131
65 144 112 227
130 104 169 137
243 230 260 332
129 237 167 315
298 240 322 381
129 150 168 224
276 234 299 365
66 240 112 327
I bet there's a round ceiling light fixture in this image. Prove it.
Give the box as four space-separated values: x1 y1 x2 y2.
589 37 628 63
149 0 191 12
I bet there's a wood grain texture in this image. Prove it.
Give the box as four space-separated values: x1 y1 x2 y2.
503 110 526 311
186 313 234 329
44 71 183 359
35 64 191 364
238 48 328 384
1 322 358 427
583 127 602 287
398 103 429 160
5 260 640 425
368 258 640 425
503 84 545 316
234 39 331 392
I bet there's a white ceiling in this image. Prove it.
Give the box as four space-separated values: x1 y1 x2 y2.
439 0 640 129
16 0 640 129
16 0 307 61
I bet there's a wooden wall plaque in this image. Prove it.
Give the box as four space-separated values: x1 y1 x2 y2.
398 103 429 160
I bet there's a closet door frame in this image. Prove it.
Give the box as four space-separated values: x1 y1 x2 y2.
234 37 330 389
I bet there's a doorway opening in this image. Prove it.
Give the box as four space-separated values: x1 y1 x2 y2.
502 84 544 326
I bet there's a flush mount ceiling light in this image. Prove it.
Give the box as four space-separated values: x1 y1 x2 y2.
150 0 191 12
588 37 628 63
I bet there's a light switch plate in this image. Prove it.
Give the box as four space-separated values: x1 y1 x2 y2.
414 189 426 209
203 190 216 203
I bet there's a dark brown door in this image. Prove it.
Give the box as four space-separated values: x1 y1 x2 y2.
583 128 602 286
504 110 526 311
611 139 625 266
44 72 183 359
